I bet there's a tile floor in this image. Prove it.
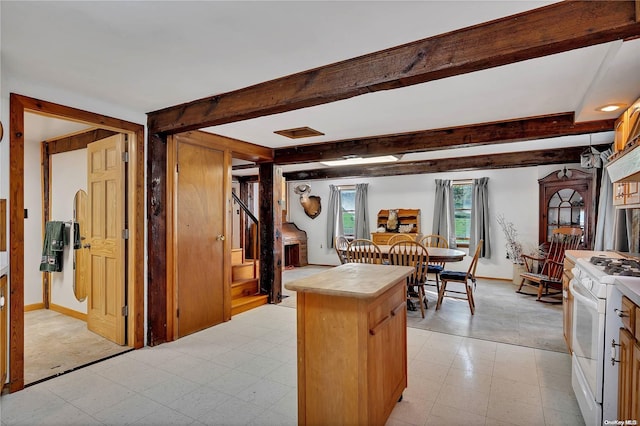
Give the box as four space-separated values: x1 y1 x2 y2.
1 301 584 425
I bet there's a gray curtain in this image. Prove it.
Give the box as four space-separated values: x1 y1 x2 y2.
469 177 491 258
354 183 370 239
433 179 457 248
594 148 614 251
326 185 343 248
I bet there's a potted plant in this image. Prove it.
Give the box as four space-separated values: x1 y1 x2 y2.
496 214 525 284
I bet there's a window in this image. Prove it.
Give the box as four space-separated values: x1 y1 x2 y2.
340 187 356 237
453 181 472 246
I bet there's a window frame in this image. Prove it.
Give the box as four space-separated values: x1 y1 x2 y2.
338 185 356 239
452 179 473 247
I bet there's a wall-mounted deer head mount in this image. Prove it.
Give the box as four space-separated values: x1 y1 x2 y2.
293 184 321 219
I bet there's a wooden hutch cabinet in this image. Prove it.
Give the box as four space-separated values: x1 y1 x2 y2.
538 169 596 248
370 209 421 244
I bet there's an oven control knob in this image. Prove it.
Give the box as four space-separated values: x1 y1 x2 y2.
572 267 581 279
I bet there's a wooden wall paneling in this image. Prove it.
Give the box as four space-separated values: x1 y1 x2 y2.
274 113 614 165
147 1 640 134
148 132 168 346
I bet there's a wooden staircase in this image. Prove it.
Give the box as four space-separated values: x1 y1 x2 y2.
231 248 268 315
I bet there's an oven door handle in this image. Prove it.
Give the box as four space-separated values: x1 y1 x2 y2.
570 279 598 311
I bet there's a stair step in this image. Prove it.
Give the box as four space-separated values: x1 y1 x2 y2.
231 294 268 316
232 261 259 281
232 278 260 298
231 248 244 265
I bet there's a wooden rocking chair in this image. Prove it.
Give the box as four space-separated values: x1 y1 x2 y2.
517 227 582 302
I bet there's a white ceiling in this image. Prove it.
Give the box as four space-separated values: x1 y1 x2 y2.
4 1 639 175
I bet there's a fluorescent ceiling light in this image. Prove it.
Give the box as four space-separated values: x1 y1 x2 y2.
320 155 400 167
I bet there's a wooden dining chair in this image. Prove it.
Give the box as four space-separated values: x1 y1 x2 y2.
436 240 483 315
419 234 449 303
517 227 582 302
334 236 349 265
387 234 415 245
388 241 429 318
346 239 383 264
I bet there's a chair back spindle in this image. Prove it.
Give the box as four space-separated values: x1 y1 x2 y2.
347 239 382 264
389 241 429 318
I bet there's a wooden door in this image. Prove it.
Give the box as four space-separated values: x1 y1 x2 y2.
87 135 126 345
176 140 226 337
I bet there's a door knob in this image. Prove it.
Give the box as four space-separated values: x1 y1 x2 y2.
83 243 91 249
216 235 226 241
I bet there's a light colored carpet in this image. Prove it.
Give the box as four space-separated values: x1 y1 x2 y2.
24 309 130 385
281 265 566 353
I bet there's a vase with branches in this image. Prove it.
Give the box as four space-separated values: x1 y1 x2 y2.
497 214 523 265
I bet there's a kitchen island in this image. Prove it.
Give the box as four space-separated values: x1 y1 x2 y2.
285 262 414 426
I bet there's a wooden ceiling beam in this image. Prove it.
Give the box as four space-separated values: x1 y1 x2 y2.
273 113 614 164
46 128 118 155
282 144 610 181
148 1 640 135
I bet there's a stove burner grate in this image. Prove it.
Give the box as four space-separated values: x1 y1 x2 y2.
589 256 640 276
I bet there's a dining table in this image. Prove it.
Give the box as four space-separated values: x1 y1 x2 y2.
377 245 466 263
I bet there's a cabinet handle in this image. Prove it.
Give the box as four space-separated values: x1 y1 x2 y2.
611 339 621 366
369 315 391 336
614 308 628 318
391 301 405 317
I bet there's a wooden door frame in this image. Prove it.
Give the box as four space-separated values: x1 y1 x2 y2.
8 93 145 392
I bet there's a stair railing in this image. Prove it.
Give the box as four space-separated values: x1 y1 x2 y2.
232 192 259 279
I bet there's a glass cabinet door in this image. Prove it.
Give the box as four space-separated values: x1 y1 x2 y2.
546 188 584 241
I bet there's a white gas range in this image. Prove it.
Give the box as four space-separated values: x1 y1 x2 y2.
570 252 636 426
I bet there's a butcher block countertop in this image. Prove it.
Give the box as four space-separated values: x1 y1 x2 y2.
284 263 414 299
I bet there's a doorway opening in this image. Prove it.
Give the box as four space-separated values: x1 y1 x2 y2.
8 94 145 392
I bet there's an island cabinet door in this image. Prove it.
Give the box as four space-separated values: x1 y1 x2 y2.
368 282 408 424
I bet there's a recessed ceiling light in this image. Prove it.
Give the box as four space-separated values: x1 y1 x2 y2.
596 104 625 112
320 155 400 167
274 126 324 139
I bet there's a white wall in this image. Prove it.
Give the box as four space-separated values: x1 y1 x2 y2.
50 149 87 313
288 163 583 280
